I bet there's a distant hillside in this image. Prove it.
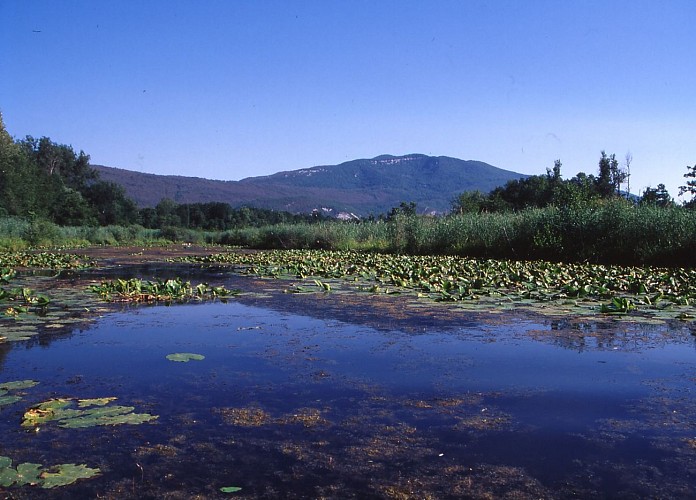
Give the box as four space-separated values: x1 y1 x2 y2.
93 154 527 216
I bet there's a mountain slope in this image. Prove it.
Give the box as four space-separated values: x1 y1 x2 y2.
94 154 526 216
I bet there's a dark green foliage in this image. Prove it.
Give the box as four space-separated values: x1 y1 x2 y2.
451 190 488 214
640 184 673 207
679 164 696 207
83 181 138 225
139 200 324 232
0 116 139 228
451 152 633 214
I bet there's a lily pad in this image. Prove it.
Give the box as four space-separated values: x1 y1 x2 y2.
0 380 39 391
22 397 158 429
15 462 42 486
0 465 19 487
0 324 40 342
0 456 98 489
166 352 205 362
0 395 22 407
40 463 101 488
0 380 38 407
220 486 243 493
77 397 117 408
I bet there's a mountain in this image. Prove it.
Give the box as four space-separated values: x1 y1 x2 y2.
93 154 527 216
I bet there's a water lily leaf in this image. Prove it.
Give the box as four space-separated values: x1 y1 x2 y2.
0 465 18 487
22 398 158 429
22 398 74 427
0 456 99 489
40 463 101 488
15 462 42 486
78 397 117 408
220 486 243 493
0 395 22 407
0 380 39 391
166 352 205 362
59 408 158 428
0 380 39 407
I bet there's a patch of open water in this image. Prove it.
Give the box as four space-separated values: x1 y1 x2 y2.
1 273 695 498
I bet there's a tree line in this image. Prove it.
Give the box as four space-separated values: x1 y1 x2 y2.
452 153 695 214
0 113 323 229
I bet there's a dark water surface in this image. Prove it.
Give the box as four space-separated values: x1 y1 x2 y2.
1 271 695 498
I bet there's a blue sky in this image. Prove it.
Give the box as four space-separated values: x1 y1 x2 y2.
1 0 695 199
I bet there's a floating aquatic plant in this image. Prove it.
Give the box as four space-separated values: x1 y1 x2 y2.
38 463 101 488
166 352 205 362
0 324 41 343
220 486 243 493
0 380 39 407
0 456 100 489
0 251 93 270
177 249 696 321
22 397 158 429
1 286 50 318
90 277 239 303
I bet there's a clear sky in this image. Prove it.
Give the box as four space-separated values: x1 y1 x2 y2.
1 0 694 198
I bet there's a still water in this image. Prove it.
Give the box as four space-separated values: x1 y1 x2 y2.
1 284 695 498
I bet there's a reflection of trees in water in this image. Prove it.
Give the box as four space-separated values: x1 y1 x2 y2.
531 319 696 353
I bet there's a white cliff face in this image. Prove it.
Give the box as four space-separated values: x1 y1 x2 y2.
284 167 329 177
370 156 420 166
336 212 360 221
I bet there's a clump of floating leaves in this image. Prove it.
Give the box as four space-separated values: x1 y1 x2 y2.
1 285 50 318
178 249 696 321
0 456 100 489
0 380 39 407
1 266 51 319
89 277 239 303
22 397 158 429
0 251 94 270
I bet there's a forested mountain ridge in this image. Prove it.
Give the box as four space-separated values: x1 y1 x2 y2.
94 154 527 216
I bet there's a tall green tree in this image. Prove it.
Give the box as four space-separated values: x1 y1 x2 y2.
678 164 696 207
452 190 488 214
19 136 95 190
640 184 673 207
595 151 615 198
84 181 138 225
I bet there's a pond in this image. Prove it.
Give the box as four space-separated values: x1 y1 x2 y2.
1 266 695 498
